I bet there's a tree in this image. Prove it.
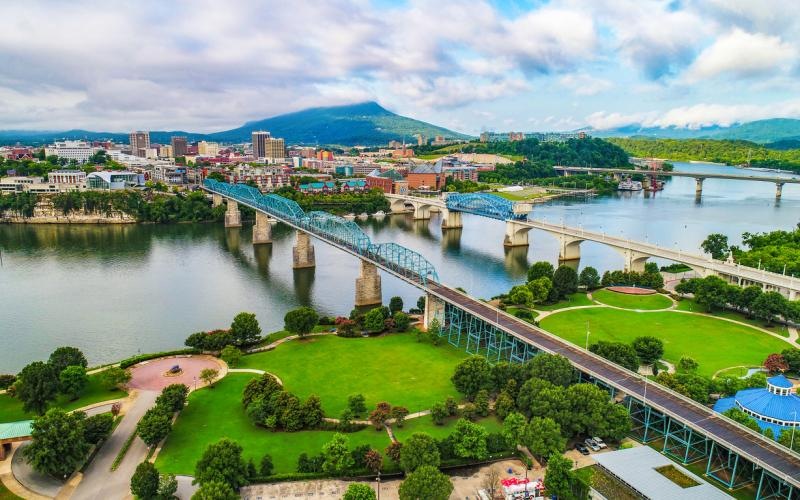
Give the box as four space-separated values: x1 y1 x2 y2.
99 366 131 391
393 312 411 331
59 365 88 401
230 312 262 345
474 390 490 417
590 341 640 371
430 402 448 425
137 407 172 447
501 412 528 448
527 261 554 282
220 345 243 367
678 356 699 373
508 285 534 307
369 402 392 430
544 453 574 499
343 483 377 500
416 296 426 312
694 276 731 312
130 461 160 499
579 266 600 289
156 384 189 413
200 368 219 387
365 449 383 474
194 439 249 490
451 418 488 460
782 349 800 373
84 413 114 444
191 480 239 500
398 465 453 500
451 356 493 400
385 441 403 463
322 433 355 474
764 353 789 373
527 277 553 303
702 233 729 260
752 292 787 325
24 409 88 478
481 467 502 500
284 307 319 337
632 336 664 365
524 417 566 462
48 346 87 374
301 394 324 428
389 296 404 314
17 361 59 415
391 406 410 427
363 307 386 333
348 394 367 417
400 432 440 472
528 353 574 387
494 391 515 420
158 474 178 499
552 265 579 299
259 454 274 476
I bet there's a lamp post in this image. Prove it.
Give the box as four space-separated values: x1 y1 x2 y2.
524 467 529 499
193 376 197 391
376 472 381 500
792 411 797 452
585 321 590 350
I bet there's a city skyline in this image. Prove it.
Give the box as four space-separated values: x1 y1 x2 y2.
2 1 799 134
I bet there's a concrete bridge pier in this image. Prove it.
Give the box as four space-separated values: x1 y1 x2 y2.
389 198 407 214
354 260 382 307
423 293 446 331
504 221 532 247
224 199 242 228
252 212 272 245
212 193 223 207
557 235 584 261
620 248 650 272
776 182 785 200
695 177 705 200
292 231 315 268
441 209 463 229
412 203 432 220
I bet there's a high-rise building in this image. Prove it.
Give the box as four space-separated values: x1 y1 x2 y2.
159 145 174 158
171 136 188 157
251 131 286 161
129 131 150 157
197 141 220 157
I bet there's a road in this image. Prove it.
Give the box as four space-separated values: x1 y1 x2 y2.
71 390 157 500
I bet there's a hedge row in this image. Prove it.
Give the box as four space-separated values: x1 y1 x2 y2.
119 349 200 369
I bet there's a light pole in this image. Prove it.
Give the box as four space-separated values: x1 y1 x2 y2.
585 321 590 350
376 472 381 500
193 376 197 391
792 412 797 452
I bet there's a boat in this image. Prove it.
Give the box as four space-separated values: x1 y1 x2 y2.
343 214 356 220
373 210 386 218
618 178 643 191
357 213 369 220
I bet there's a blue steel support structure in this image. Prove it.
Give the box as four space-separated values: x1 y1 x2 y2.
445 193 527 221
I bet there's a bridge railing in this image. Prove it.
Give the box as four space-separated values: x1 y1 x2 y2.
445 192 527 221
204 179 440 285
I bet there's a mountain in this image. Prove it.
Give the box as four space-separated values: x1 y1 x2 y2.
209 101 469 145
589 118 800 144
0 102 467 147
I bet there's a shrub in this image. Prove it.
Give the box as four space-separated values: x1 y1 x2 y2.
0 374 16 390
99 367 131 391
155 384 189 413
119 349 199 369
84 413 114 444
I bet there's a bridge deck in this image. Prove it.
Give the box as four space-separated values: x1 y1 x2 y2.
428 283 800 485
555 166 800 184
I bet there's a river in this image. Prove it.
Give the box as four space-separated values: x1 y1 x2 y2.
1 162 798 372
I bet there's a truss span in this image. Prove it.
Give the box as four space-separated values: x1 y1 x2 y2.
445 192 526 221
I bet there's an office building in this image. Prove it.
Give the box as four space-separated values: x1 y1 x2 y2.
251 131 286 161
197 141 220 157
129 131 150 157
43 141 96 163
171 136 188 157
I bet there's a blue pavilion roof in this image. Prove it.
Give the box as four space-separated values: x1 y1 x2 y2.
735 387 800 421
768 374 794 389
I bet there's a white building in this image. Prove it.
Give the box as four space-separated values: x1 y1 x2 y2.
47 169 86 185
197 141 220 157
44 141 97 163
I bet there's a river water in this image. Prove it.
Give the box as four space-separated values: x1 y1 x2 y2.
1 162 799 372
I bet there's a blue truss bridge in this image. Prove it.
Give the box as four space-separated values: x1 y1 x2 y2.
205 179 800 498
445 192 528 221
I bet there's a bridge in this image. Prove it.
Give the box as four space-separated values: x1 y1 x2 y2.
553 166 800 200
386 192 800 299
205 179 800 498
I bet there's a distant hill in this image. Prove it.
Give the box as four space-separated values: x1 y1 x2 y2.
589 118 800 144
0 102 465 147
209 101 469 145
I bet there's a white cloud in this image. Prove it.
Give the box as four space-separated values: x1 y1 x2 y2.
559 73 614 96
388 76 530 109
683 29 797 82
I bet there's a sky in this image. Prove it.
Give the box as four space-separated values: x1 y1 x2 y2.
2 0 800 135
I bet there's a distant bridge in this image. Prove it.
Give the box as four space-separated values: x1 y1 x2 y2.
205 179 800 498
553 166 800 199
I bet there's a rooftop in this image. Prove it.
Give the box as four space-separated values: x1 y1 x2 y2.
768 374 794 389
0 420 33 441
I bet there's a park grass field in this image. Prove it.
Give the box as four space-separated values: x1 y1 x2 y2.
535 292 594 311
675 298 789 336
0 373 126 423
540 308 789 377
592 289 673 310
154 373 392 475
238 333 467 416
391 414 503 442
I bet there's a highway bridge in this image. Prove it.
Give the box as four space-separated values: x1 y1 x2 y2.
386 192 800 299
553 166 800 199
205 179 800 498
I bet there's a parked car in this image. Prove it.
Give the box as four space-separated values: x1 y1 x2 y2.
593 437 608 449
575 443 590 455
584 438 601 452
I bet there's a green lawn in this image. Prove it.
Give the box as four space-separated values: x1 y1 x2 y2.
592 289 673 310
535 293 594 311
0 373 127 423
675 298 789 336
238 333 467 416
155 374 392 475
392 414 503 442
540 308 790 376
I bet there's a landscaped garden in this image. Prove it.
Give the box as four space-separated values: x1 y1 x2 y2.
540 307 789 376
591 289 673 310
238 332 467 415
391 414 503 441
154 373 394 475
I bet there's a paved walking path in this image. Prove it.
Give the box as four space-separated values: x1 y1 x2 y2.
71 390 158 500
247 331 335 353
